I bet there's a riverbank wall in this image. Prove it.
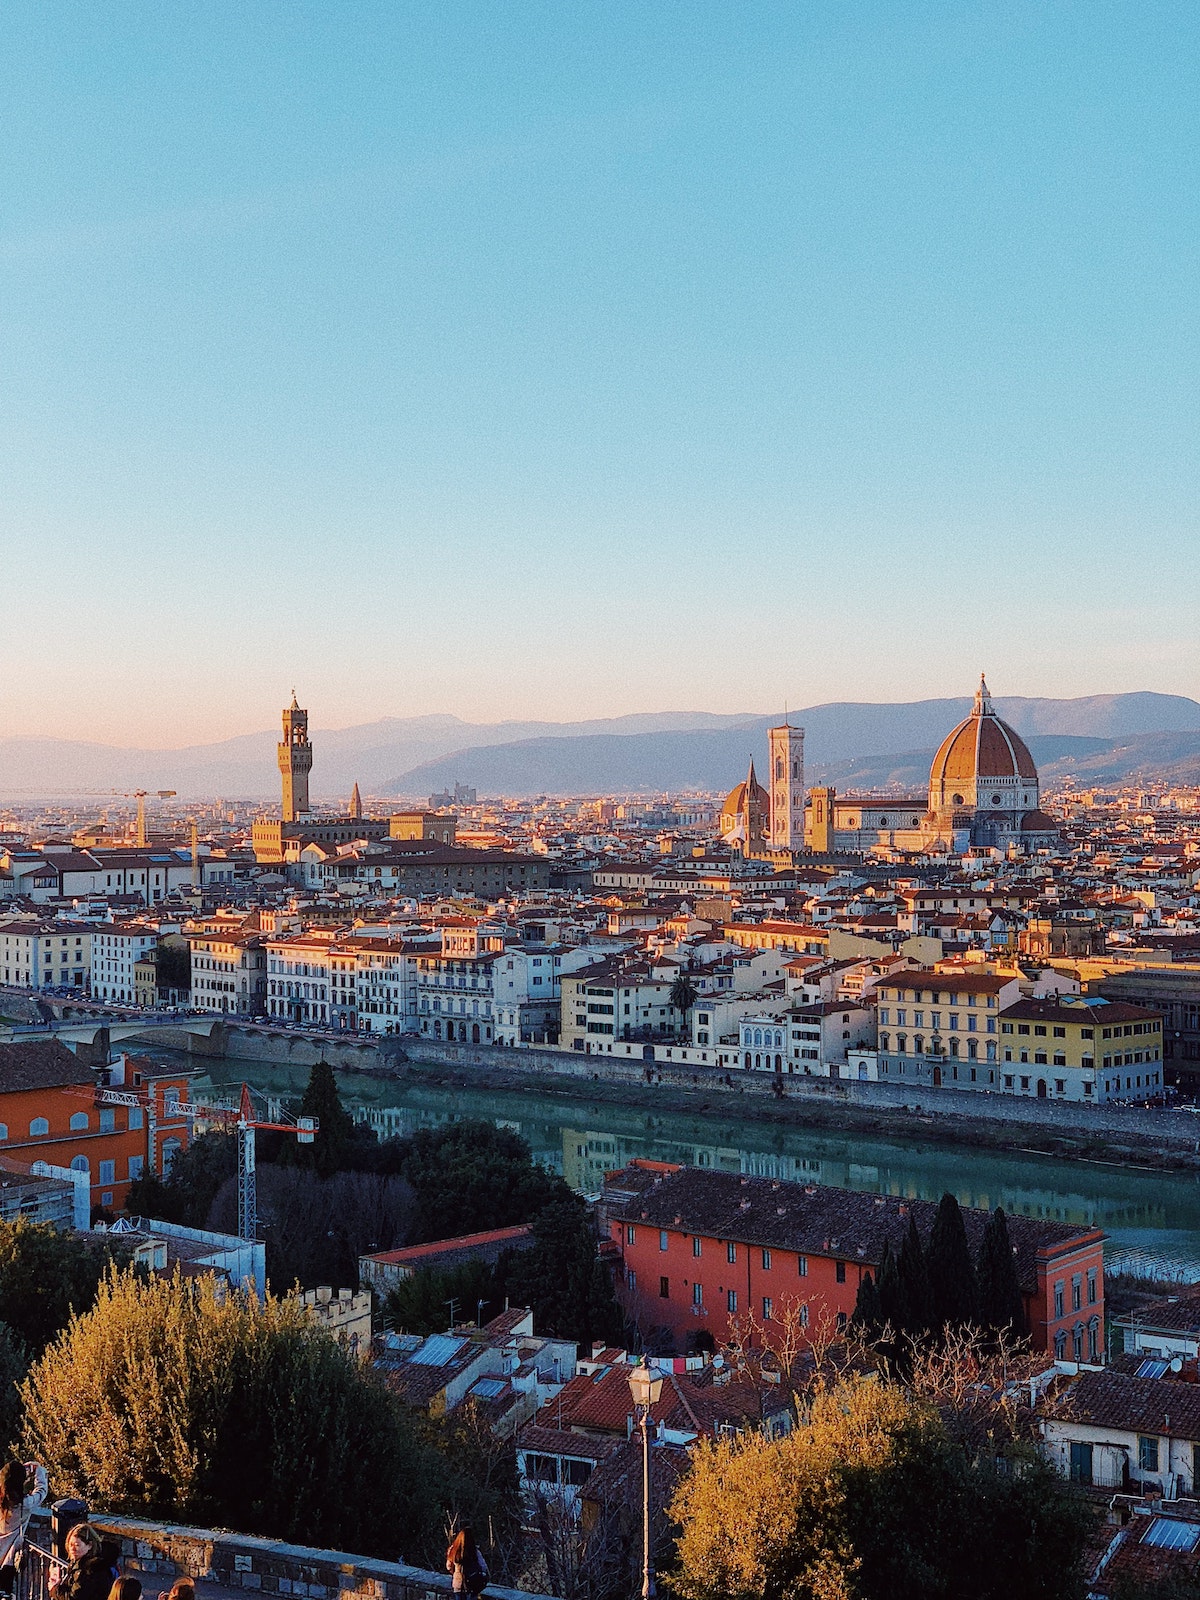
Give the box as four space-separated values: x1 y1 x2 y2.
199 1025 1200 1159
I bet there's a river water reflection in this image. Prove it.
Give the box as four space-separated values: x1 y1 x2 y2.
198 1058 1200 1281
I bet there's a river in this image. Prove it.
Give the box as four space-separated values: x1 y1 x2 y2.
188 1055 1200 1281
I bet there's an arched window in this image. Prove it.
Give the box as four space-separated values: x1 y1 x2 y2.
29 1117 49 1137
949 1038 959 1057
775 1054 782 1071
70 1112 89 1132
897 1035 907 1055
753 1029 762 1048
70 1155 89 1174
743 1052 752 1068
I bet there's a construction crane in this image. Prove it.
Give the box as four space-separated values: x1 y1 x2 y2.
75 789 179 846
167 1082 316 1242
130 789 177 847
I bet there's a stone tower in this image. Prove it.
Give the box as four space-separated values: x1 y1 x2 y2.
768 720 805 851
348 781 362 819
278 692 313 822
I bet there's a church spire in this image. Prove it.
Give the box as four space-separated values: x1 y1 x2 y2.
348 781 362 820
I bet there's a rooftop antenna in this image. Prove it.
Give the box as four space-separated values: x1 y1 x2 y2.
445 1296 461 1331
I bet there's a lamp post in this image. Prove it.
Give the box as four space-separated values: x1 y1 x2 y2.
628 1358 664 1599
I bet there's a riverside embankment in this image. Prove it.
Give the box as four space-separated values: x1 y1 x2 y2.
176 1021 1200 1171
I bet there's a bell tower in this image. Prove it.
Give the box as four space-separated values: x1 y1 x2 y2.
768 720 805 851
278 691 313 822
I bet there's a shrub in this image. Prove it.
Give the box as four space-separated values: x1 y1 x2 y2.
23 1269 440 1559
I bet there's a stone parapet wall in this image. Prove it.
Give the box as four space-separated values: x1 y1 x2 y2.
69 1513 545 1600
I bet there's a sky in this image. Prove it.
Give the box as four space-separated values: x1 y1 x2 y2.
2 1 1197 746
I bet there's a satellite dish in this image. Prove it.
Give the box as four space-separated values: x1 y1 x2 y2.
1171 1358 1183 1373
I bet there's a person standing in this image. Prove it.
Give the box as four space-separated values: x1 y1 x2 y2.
0 1460 47 1594
445 1527 488 1595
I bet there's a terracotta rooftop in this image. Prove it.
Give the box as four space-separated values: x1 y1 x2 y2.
605 1164 1100 1293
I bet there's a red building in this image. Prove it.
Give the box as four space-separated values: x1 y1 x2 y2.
0 1040 192 1213
605 1161 1105 1362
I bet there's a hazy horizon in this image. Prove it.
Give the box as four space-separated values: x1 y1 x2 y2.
5 686 1200 754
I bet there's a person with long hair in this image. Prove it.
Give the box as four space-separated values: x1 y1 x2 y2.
0 1460 47 1595
445 1527 488 1595
50 1523 121 1600
108 1580 141 1600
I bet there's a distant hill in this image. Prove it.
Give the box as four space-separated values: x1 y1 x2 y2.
0 710 760 800
4 693 1199 801
385 698 1200 798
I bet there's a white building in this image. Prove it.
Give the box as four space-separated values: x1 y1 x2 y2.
264 930 335 1024
493 945 594 1046
1040 1371 1198 1494
92 923 159 1003
187 914 267 1017
738 1000 876 1076
0 919 92 990
351 937 424 1034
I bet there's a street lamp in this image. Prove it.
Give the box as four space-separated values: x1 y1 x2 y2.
628 1359 664 1599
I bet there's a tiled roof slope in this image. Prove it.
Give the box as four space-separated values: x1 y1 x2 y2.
1043 1371 1200 1438
0 1039 93 1094
606 1165 1099 1295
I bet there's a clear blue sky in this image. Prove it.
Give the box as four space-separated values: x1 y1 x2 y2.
3 1 1196 744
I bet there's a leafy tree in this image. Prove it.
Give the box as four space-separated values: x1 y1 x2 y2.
384 1258 511 1337
155 941 190 991
417 1399 522 1577
927 1192 978 1332
0 1322 27 1457
207 1165 415 1293
126 1128 238 1227
0 1218 131 1358
975 1209 1026 1338
668 1372 1090 1600
397 1121 571 1243
874 1238 905 1337
508 1197 624 1348
22 1268 442 1560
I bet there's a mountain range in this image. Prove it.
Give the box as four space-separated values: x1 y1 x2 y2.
3 693 1200 801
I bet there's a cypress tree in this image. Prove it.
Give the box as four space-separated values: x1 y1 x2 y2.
875 1240 902 1333
898 1212 933 1338
852 1270 881 1333
292 1058 356 1177
976 1208 1026 1337
927 1192 979 1333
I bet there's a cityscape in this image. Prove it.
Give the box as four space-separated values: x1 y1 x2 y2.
3 4 1198 1598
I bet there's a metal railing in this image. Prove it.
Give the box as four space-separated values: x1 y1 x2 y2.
16 1535 57 1600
